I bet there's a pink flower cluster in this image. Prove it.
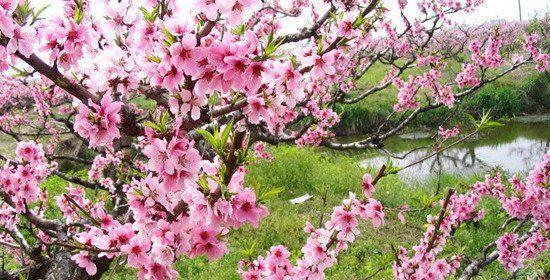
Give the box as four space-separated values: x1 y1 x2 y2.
142 136 202 191
74 94 123 148
455 63 480 88
393 190 480 279
239 180 384 280
524 34 550 72
496 232 548 272
393 69 456 111
469 36 504 68
394 153 550 279
0 141 50 214
393 76 421 111
438 125 460 139
0 0 35 58
253 143 273 161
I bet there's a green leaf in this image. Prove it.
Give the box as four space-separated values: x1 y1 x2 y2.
465 113 477 126
196 129 217 149
240 242 257 259
162 28 176 46
352 13 364 29
233 24 246 36
142 121 163 132
32 4 50 21
220 118 235 152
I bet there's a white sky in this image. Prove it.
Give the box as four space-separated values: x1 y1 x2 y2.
459 0 549 23
40 0 549 24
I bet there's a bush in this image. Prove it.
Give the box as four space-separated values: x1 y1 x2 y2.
461 83 525 117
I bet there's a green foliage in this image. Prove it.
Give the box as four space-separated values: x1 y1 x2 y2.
196 118 235 156
332 58 549 136
461 84 525 118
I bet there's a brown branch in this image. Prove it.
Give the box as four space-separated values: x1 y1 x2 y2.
52 170 105 191
426 188 454 253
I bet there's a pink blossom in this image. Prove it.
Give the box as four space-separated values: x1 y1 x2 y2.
74 94 123 148
302 51 336 79
169 33 199 75
121 235 151 267
71 251 97 276
232 188 268 227
438 125 460 140
362 173 375 198
6 25 35 57
169 89 207 120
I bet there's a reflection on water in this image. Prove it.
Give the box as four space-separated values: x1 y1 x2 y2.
354 121 550 181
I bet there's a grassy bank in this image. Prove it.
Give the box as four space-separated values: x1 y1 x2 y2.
334 64 550 136
94 145 545 279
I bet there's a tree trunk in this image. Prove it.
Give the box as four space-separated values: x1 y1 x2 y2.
1 250 112 280
44 250 112 280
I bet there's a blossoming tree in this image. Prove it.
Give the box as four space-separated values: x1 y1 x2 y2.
0 0 548 279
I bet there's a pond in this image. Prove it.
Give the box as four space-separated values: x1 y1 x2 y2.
344 117 550 182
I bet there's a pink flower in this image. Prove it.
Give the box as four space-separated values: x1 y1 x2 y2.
169 34 198 75
244 96 268 124
157 61 183 92
337 14 356 39
221 55 250 90
219 0 261 25
438 125 460 140
232 188 268 227
243 62 267 93
151 243 175 265
362 173 375 198
139 262 179 280
74 94 123 148
0 8 14 38
0 46 8 71
190 226 228 261
6 25 35 57
121 235 151 267
363 198 385 228
143 137 201 191
194 0 220 21
302 51 336 79
16 141 44 163
169 89 207 120
397 205 409 224
71 251 97 276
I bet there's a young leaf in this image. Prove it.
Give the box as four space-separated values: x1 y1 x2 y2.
196 129 217 150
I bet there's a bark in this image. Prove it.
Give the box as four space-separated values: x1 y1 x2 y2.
0 250 112 280
44 250 110 280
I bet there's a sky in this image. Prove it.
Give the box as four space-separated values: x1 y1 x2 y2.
41 0 549 24
459 0 549 23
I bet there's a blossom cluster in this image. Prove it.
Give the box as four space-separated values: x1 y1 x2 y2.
239 191 384 280
0 141 51 214
74 94 123 148
438 125 460 139
394 153 550 279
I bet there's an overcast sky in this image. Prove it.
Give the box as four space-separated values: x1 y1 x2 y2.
41 0 549 22
461 0 548 23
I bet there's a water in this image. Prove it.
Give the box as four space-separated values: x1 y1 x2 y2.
346 120 550 181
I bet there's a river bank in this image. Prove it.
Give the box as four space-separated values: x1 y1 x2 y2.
333 69 550 136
